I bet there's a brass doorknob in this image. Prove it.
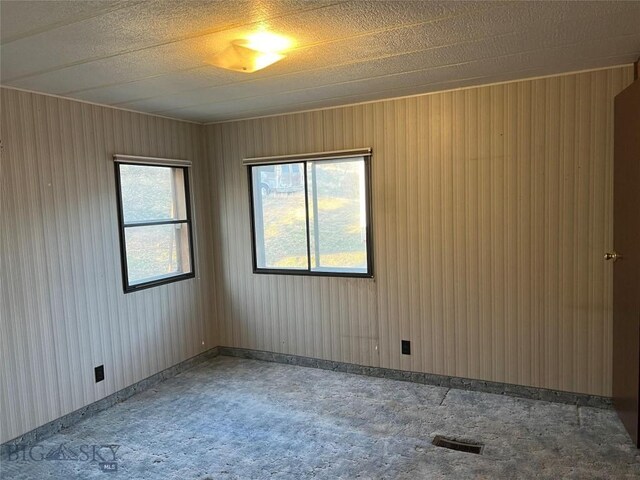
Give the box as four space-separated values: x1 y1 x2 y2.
604 251 621 262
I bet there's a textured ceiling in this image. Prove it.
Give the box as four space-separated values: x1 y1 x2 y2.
1 0 639 123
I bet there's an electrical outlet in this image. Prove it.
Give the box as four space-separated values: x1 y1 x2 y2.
401 340 411 355
94 365 105 383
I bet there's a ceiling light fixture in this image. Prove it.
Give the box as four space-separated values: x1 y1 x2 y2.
207 31 293 73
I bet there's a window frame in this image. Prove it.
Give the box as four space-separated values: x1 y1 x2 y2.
114 159 196 293
247 152 374 278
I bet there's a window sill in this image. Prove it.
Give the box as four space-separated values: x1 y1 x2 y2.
124 271 195 293
252 268 373 279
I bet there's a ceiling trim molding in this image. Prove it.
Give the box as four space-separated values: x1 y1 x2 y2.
1 63 632 126
203 63 634 125
0 84 202 125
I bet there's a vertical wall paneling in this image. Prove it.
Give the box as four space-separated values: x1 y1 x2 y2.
1 66 633 443
0 88 217 443
205 66 634 397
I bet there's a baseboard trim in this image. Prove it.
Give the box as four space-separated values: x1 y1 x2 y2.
2 343 612 451
1 347 220 449
218 346 613 409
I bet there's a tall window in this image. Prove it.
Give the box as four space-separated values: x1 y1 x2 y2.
247 150 372 277
114 156 195 292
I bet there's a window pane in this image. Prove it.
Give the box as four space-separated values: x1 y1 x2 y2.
307 158 368 273
252 163 307 269
120 164 187 223
124 223 192 285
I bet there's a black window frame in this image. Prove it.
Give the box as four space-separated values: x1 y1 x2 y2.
247 154 374 278
114 161 196 293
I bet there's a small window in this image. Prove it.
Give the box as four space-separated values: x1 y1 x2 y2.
248 153 372 277
114 160 195 292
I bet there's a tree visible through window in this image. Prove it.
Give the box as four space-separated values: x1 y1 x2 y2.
115 161 195 292
249 155 372 277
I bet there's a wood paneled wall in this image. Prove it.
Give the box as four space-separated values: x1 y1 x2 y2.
206 66 634 397
0 88 217 443
0 66 632 442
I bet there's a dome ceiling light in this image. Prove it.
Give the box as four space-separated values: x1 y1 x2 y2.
207 31 293 73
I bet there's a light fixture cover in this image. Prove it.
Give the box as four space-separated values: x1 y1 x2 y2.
207 40 286 73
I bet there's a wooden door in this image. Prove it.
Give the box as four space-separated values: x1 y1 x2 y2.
612 64 640 447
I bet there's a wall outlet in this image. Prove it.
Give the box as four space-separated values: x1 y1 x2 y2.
401 340 411 355
94 365 105 383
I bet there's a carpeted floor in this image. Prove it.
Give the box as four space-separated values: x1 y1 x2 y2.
1 356 638 479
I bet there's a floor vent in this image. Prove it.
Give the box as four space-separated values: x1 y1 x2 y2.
432 435 484 454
